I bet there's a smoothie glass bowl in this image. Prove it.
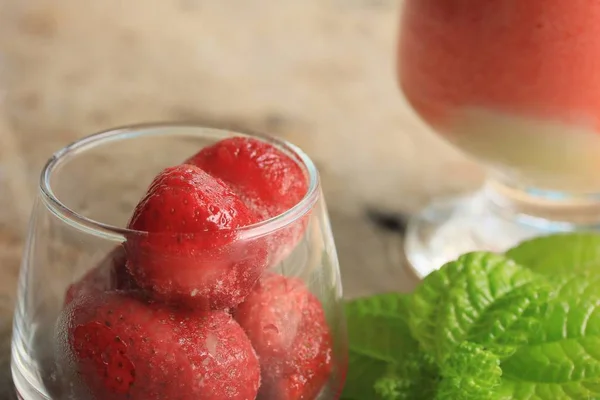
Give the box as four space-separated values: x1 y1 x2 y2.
398 0 600 277
11 124 347 400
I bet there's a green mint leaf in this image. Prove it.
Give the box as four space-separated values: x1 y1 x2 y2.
491 273 600 399
341 352 389 400
345 234 600 399
374 372 405 400
408 250 600 398
343 293 439 399
345 293 416 363
436 342 502 400
466 279 555 355
406 253 476 356
409 252 537 362
506 233 600 275
373 353 439 400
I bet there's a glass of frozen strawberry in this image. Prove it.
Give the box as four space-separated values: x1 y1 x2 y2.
11 124 348 400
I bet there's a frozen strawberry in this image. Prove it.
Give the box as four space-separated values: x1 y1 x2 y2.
125 164 267 309
186 137 310 266
55 292 261 400
186 137 307 219
235 273 333 400
64 246 136 305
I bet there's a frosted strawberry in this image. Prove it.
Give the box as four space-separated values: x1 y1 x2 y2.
64 246 136 305
186 137 309 267
55 292 261 400
125 164 267 309
235 274 333 399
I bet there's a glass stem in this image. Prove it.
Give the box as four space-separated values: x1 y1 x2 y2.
483 178 600 231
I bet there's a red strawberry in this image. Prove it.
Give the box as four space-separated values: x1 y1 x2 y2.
55 292 261 400
125 164 267 309
186 137 308 219
65 246 136 305
185 137 310 266
235 273 333 400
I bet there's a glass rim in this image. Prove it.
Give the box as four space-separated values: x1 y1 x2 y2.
39 122 320 242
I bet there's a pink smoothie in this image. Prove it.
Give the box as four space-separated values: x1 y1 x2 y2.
399 0 600 192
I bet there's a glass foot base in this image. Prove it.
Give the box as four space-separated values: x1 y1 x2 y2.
404 188 600 278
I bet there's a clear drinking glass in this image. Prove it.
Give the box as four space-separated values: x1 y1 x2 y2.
11 125 347 400
398 0 600 277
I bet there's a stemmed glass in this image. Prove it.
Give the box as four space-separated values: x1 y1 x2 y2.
11 124 347 400
398 1 600 277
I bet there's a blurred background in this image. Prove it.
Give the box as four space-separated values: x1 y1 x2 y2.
0 0 483 300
